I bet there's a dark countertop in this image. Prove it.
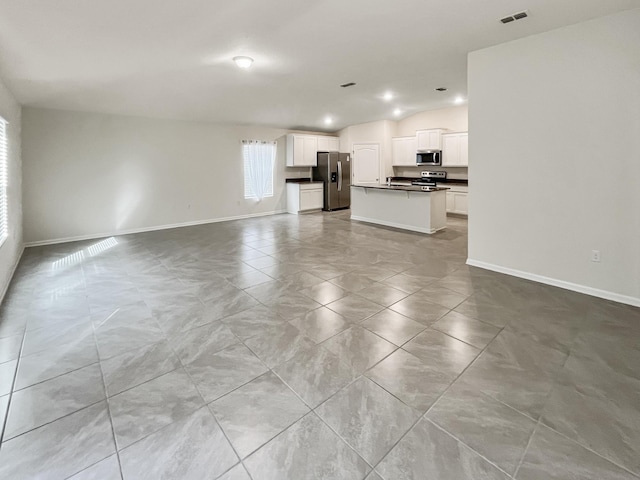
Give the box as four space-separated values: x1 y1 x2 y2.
387 176 468 186
352 184 449 193
285 178 323 184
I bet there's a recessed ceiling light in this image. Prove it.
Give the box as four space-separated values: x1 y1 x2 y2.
233 56 254 69
393 108 402 116
383 92 394 101
435 87 448 92
454 96 465 104
324 116 333 125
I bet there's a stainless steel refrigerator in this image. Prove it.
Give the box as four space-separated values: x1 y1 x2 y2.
313 152 351 211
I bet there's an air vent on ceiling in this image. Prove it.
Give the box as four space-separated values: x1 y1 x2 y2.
435 87 448 92
500 10 529 24
340 82 356 88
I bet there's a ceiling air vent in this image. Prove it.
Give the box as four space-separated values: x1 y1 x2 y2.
340 82 356 88
435 87 448 92
500 10 529 24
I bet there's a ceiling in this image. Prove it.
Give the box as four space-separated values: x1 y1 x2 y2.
0 0 637 131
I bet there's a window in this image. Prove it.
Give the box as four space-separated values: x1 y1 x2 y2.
243 140 276 201
0 117 7 246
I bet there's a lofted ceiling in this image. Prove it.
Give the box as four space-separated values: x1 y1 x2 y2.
0 0 637 131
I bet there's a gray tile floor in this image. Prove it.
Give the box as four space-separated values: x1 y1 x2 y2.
0 211 639 479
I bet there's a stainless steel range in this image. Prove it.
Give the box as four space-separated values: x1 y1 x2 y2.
411 171 446 186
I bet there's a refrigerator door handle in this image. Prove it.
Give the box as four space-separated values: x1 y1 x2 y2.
337 161 342 191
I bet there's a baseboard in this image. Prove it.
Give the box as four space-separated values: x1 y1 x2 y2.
466 258 640 308
0 245 25 305
24 210 287 247
350 215 441 234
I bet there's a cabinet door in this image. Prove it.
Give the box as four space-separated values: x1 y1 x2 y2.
292 136 305 166
442 135 459 166
392 137 416 166
317 137 339 153
392 138 403 166
453 192 468 214
416 131 429 151
427 130 442 149
300 189 323 210
446 191 455 212
458 133 468 166
301 136 318 166
417 129 443 150
405 137 417 165
317 137 329 152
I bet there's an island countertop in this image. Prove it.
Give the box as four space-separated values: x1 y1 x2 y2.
352 184 449 193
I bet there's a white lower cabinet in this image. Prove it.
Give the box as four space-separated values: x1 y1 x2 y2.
444 184 468 215
287 183 324 214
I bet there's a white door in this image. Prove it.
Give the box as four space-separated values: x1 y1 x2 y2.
352 144 380 185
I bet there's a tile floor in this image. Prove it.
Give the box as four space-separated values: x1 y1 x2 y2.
0 212 639 479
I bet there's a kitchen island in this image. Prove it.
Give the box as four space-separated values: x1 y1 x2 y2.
351 184 448 234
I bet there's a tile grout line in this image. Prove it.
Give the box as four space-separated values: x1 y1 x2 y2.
165 325 258 480
0 318 29 445
93 312 126 480
512 418 542 479
366 320 508 477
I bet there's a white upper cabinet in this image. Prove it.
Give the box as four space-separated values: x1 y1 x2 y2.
286 134 318 166
442 132 468 167
317 136 339 152
416 129 446 151
286 134 339 166
391 136 417 166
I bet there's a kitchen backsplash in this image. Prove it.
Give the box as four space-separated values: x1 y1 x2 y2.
393 166 468 181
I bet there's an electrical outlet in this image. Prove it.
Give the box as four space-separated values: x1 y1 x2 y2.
591 250 601 262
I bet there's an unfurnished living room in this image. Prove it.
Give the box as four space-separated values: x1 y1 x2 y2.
0 1 639 479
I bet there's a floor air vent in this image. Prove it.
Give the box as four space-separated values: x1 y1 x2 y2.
500 10 528 24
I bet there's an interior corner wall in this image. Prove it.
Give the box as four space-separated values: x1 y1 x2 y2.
468 8 640 305
21 108 297 245
0 78 23 301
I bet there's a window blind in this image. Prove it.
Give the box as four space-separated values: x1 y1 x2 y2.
0 118 7 246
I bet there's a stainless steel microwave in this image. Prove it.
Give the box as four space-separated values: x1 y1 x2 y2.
417 150 442 166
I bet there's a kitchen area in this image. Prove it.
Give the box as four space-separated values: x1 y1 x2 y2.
283 104 469 234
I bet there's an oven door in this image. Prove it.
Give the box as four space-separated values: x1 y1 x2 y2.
416 151 441 166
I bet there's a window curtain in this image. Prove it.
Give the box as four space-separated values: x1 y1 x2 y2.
242 140 276 201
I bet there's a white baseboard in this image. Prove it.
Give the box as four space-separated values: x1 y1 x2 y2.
1 245 25 304
24 210 287 247
350 215 442 234
466 258 640 308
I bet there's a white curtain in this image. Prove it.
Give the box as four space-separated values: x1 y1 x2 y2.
242 140 276 201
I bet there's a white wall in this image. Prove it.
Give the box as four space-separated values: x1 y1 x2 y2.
468 9 640 305
21 108 313 244
0 77 22 301
396 105 468 137
339 120 397 181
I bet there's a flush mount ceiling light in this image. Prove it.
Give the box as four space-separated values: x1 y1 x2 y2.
233 56 254 69
383 92 394 101
454 96 466 104
324 116 333 125
393 108 402 116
